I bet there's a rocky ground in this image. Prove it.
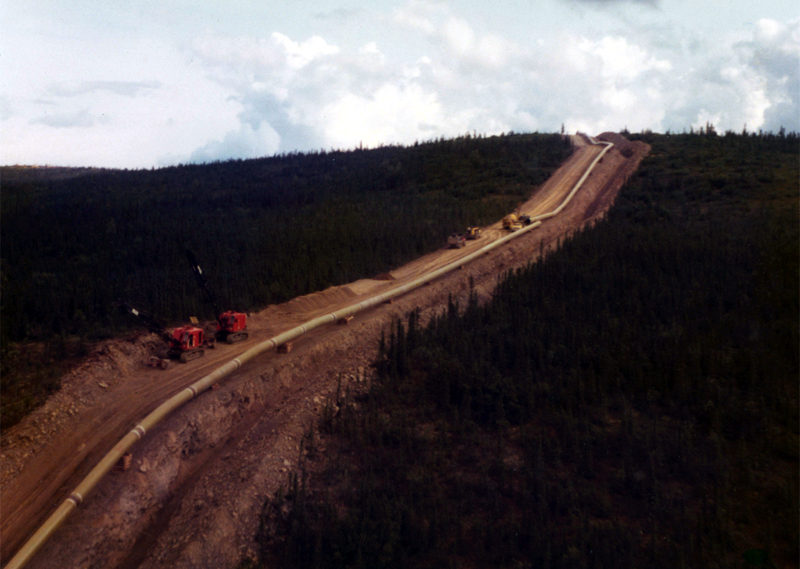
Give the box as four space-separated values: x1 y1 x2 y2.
1 133 649 569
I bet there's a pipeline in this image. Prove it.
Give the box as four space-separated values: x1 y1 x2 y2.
4 135 612 569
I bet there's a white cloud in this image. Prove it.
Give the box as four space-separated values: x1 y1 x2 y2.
442 17 475 57
754 18 785 43
322 83 443 148
738 18 800 131
476 34 510 68
391 1 439 35
2 35 241 168
391 1 518 70
656 17 799 133
544 34 672 133
187 21 690 157
271 33 340 69
692 109 722 131
3 1 797 168
579 36 672 81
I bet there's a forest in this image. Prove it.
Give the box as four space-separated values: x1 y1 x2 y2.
0 133 573 428
255 130 799 569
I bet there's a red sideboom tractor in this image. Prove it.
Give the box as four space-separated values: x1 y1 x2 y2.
118 249 248 366
185 249 249 344
118 301 215 365
168 322 214 363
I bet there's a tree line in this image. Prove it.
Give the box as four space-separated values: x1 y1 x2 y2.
1 133 572 346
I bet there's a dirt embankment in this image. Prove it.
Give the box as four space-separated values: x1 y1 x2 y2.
1 134 650 569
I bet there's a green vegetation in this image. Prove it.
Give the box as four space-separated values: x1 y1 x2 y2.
257 130 799 569
0 133 572 428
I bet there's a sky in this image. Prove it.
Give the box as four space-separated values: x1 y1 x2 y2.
2 0 798 168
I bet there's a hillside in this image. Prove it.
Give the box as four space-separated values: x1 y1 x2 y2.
1 134 643 569
1 133 572 344
258 130 799 569
0 133 572 428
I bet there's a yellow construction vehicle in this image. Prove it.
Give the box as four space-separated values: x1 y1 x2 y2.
465 226 482 240
502 214 523 231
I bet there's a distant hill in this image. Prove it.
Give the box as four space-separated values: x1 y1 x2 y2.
1 166 110 183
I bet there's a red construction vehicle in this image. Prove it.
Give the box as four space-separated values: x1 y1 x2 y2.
186 250 249 343
118 301 215 365
167 322 215 362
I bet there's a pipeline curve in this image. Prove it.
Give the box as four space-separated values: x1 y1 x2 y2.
4 136 613 569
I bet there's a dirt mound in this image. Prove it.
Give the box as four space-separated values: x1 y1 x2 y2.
598 132 637 157
282 284 359 316
580 135 650 222
1 333 163 483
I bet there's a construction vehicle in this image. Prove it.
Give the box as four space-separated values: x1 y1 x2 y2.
448 233 466 248
502 214 524 231
507 200 534 229
118 301 215 364
186 249 249 343
465 226 482 240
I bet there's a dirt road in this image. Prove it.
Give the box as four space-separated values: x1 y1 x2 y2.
1 133 649 569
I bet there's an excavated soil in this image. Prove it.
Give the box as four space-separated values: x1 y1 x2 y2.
0 133 649 569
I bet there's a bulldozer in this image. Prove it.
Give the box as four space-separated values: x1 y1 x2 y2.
186 249 249 343
502 214 524 231
118 301 215 365
465 226 482 240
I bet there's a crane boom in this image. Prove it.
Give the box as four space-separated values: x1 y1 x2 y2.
185 249 222 321
116 301 174 345
184 249 249 343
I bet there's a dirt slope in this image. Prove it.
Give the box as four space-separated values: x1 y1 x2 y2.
0 134 649 569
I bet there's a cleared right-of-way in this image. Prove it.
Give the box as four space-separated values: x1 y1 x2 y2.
3 134 618 569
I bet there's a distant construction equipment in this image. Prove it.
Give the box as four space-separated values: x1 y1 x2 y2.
465 226 482 240
447 233 467 248
502 214 523 231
